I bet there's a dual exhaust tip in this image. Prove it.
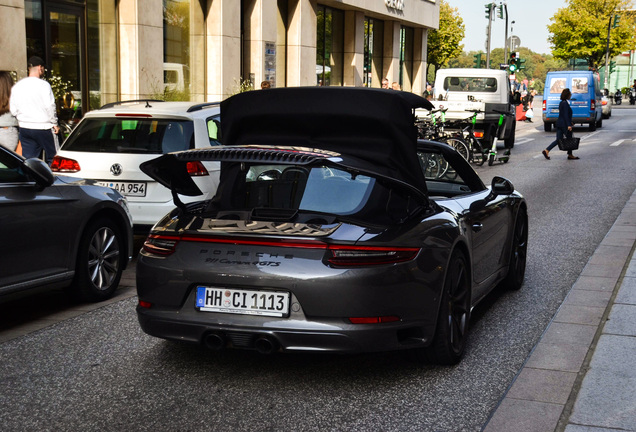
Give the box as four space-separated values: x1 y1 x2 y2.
203 332 279 354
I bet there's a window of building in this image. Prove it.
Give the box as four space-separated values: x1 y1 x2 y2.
399 26 414 92
163 0 191 100
364 18 384 88
316 5 344 86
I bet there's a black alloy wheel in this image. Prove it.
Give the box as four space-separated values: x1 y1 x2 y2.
502 208 528 291
422 251 471 365
70 217 124 302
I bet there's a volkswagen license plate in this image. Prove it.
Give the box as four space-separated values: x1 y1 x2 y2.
98 181 146 197
196 286 290 317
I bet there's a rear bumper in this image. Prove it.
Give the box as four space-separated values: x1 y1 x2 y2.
136 306 433 353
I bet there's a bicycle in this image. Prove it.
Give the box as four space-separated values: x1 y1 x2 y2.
416 109 470 163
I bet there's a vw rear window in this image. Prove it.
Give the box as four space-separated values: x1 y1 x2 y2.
62 118 194 154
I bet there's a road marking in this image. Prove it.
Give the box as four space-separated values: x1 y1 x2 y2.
514 138 534 145
580 131 602 140
610 139 626 147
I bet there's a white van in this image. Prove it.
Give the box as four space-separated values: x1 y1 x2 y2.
425 68 518 148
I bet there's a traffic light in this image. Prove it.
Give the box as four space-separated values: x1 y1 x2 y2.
518 57 526 70
485 3 493 20
497 5 504 19
613 14 620 28
610 60 616 74
474 53 482 68
508 52 517 73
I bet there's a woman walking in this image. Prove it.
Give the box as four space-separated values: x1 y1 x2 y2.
542 88 579 160
0 71 19 152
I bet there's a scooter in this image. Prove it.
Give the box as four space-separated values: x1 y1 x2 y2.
614 89 622 105
630 87 636 105
486 110 513 166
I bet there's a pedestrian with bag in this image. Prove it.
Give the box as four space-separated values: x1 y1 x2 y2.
0 71 19 152
9 56 59 164
542 88 579 160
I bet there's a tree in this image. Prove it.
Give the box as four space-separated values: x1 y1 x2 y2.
548 0 635 69
427 0 465 81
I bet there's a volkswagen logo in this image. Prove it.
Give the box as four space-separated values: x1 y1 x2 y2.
110 164 123 176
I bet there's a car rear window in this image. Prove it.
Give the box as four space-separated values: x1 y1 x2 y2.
62 118 195 154
207 163 418 225
442 77 497 93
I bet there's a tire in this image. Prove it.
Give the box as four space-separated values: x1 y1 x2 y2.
442 137 470 161
504 119 516 149
488 153 495 166
543 122 551 132
422 251 471 365
597 117 603 128
70 217 124 302
589 121 596 131
501 208 528 291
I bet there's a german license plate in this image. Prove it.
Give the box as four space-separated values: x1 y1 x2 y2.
196 287 290 317
98 181 146 197
550 109 559 113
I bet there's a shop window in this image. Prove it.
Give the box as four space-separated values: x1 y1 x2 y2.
316 5 344 86
163 0 205 101
364 18 384 88
399 26 414 92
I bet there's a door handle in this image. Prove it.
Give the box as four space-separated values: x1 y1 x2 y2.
472 223 483 232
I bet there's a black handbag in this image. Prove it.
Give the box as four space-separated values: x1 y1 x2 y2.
557 137 580 151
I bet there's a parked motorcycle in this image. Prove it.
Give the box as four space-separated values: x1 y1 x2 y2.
614 89 622 105
630 87 636 105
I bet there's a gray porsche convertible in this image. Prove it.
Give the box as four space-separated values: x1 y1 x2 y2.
135 87 527 365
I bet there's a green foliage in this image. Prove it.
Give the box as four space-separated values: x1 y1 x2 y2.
445 47 567 94
427 0 465 79
548 0 635 69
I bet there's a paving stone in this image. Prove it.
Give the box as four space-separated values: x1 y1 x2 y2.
587 245 632 266
540 322 597 347
483 398 563 432
553 304 605 326
564 289 612 308
615 276 636 305
581 263 627 279
568 335 636 431
524 342 589 373
603 304 636 336
506 367 577 405
571 276 618 292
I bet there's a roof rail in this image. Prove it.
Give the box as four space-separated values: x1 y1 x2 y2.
100 99 165 110
187 102 221 113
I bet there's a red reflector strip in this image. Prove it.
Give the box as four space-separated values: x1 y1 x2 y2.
474 131 484 138
349 316 400 324
139 300 152 308
147 234 419 265
115 113 152 118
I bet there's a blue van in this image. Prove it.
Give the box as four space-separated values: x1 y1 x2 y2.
542 70 603 131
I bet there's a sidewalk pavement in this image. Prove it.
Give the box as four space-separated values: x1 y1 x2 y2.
483 187 636 432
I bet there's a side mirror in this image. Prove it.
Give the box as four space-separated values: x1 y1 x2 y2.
491 176 514 196
24 158 55 188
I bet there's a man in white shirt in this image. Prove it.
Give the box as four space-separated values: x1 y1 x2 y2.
10 56 59 164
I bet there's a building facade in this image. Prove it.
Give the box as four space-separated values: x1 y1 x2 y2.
0 0 439 117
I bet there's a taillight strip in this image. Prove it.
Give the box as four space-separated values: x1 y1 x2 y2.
147 234 419 253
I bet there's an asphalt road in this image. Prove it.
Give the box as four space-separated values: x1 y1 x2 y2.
1 106 635 432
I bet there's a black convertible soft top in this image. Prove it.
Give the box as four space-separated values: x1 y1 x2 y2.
220 87 434 192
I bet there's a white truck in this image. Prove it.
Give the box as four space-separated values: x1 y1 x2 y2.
420 68 519 148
